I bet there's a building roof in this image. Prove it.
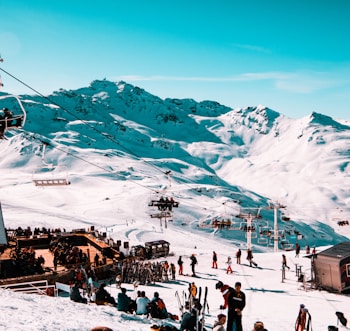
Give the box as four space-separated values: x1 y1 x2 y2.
318 242 350 259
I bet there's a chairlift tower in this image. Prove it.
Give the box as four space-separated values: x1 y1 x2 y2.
266 202 286 252
236 207 261 250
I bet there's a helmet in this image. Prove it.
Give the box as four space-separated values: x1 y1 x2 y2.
215 281 223 289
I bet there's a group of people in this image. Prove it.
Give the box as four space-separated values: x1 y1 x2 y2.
177 254 198 277
215 281 246 331
211 248 256 273
1 246 46 278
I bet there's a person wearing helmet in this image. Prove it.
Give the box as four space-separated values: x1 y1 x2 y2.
215 281 233 310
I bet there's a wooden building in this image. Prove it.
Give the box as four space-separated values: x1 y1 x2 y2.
313 242 350 293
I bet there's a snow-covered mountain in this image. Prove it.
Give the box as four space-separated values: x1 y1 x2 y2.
1 80 350 249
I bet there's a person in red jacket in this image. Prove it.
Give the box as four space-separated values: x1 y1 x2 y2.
215 281 233 309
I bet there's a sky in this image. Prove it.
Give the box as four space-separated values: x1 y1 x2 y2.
1 0 350 119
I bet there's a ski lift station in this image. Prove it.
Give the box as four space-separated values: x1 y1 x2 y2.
313 242 350 293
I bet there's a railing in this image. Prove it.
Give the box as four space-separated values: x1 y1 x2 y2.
0 280 57 296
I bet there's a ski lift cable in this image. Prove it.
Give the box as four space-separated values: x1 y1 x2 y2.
22 132 239 217
33 139 272 217
24 133 164 194
2 68 350 217
0 66 173 178
0 66 248 213
0 66 230 209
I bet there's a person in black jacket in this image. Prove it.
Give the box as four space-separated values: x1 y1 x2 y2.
70 282 87 304
190 254 197 277
227 282 246 331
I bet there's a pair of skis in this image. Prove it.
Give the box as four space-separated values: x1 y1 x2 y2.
175 286 209 330
196 286 208 331
175 290 187 316
200 286 208 331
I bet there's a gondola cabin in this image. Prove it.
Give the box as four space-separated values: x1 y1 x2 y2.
313 242 350 293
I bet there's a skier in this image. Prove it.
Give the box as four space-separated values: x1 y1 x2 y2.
226 256 233 274
282 254 290 270
247 248 257 267
236 248 242 264
295 243 301 257
190 254 198 277
212 251 218 269
178 255 184 275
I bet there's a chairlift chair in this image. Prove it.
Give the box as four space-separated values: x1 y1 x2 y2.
32 143 70 186
0 95 27 137
257 237 269 245
281 211 291 221
281 243 294 251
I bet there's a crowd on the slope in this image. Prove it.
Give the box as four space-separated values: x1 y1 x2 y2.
66 247 280 331
67 244 315 331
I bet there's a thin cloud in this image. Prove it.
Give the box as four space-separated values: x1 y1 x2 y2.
115 70 349 94
232 43 272 54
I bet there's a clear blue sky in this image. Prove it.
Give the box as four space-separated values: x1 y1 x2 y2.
1 0 350 119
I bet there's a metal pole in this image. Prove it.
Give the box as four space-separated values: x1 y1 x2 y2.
247 214 252 250
274 205 278 252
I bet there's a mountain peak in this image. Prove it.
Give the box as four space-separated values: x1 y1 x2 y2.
228 105 281 134
308 111 349 131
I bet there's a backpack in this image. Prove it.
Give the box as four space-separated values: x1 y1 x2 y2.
157 298 166 311
147 301 160 318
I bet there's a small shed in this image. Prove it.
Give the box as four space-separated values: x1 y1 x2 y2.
313 242 350 293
